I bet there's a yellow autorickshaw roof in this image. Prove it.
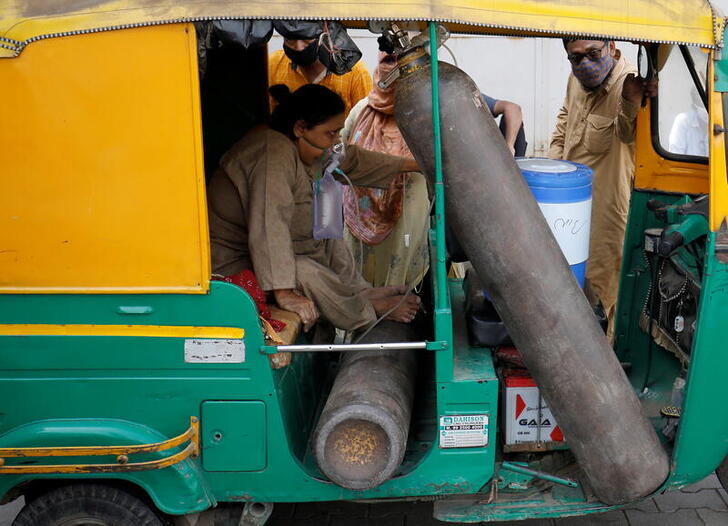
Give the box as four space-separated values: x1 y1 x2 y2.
0 0 723 57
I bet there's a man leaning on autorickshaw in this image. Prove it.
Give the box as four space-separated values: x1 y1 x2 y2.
549 39 658 340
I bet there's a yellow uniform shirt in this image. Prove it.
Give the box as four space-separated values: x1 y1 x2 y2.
268 49 373 117
548 52 640 324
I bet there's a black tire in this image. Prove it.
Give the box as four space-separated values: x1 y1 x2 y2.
717 456 728 492
12 483 164 526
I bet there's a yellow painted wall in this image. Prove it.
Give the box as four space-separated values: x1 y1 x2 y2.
0 23 210 293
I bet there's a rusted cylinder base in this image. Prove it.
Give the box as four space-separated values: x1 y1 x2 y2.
313 321 416 490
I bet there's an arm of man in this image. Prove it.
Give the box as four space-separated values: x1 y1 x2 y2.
492 100 523 155
617 73 657 144
549 99 568 159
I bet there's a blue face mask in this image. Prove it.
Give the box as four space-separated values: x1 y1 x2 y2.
572 53 614 89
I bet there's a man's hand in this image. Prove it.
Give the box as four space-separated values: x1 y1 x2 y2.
273 289 319 332
492 100 523 157
622 73 658 105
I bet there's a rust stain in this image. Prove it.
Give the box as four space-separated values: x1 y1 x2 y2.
333 426 379 465
716 229 728 264
426 480 471 493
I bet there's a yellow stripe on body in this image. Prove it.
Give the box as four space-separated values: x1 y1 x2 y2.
0 324 244 339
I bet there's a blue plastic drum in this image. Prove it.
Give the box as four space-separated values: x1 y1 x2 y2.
516 158 593 288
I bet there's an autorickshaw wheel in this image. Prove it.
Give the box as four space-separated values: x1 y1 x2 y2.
717 456 728 492
12 483 165 526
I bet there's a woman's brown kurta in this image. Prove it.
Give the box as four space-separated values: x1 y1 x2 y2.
207 128 405 330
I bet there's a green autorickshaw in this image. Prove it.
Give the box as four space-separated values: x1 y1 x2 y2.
1 0 728 524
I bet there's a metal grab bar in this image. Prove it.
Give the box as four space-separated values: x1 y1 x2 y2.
260 341 448 354
275 341 427 352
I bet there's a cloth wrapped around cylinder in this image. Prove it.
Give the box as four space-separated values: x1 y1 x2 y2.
313 321 417 490
393 52 668 505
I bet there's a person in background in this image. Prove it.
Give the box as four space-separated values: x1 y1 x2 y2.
549 39 657 339
268 37 372 117
668 88 708 157
436 90 527 266
208 84 420 333
340 52 430 289
481 93 526 156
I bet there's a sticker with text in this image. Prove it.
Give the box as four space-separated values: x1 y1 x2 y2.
184 339 245 363
439 414 489 448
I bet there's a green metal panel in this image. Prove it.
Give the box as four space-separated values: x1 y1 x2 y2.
716 29 728 92
0 277 497 507
614 190 684 397
0 281 263 513
670 230 728 486
434 488 615 523
614 191 728 489
201 401 266 472
434 279 497 489
0 419 214 515
271 351 328 463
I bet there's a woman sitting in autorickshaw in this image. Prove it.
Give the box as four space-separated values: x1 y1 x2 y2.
207 84 421 334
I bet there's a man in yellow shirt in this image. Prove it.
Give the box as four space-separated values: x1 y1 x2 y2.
269 38 372 117
549 39 657 338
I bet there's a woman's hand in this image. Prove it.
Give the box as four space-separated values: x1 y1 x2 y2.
273 289 319 332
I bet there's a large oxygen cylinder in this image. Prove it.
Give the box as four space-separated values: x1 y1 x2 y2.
313 321 417 490
394 48 669 505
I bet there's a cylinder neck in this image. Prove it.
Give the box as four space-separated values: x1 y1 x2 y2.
397 47 430 80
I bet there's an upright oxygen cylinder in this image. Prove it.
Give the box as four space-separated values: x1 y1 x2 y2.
394 48 669 505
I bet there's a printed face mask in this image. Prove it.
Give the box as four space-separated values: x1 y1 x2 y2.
572 53 614 89
284 40 319 67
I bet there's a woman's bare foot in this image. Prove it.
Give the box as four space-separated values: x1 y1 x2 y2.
361 285 409 300
370 294 421 323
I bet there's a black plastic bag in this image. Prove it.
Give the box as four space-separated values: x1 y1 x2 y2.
195 20 274 78
273 20 362 75
272 20 323 40
317 21 362 75
211 20 274 49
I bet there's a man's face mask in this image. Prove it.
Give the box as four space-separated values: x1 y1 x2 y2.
569 44 614 89
284 39 319 67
